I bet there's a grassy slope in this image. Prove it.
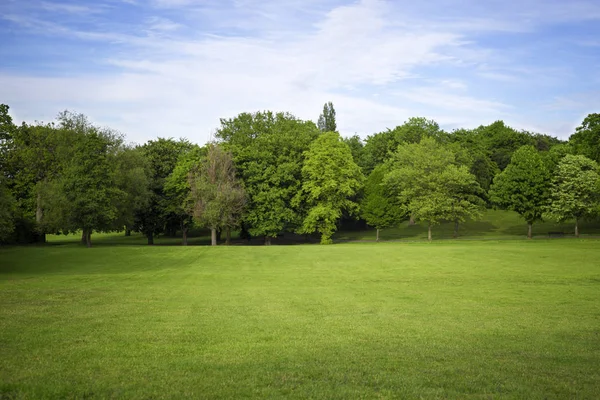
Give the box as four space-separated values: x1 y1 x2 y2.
336 209 600 241
1 241 599 399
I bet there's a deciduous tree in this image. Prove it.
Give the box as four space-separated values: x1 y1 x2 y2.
189 144 245 245
317 101 337 133
569 113 600 163
360 164 403 241
299 132 364 244
545 155 600 237
490 145 551 239
384 137 484 241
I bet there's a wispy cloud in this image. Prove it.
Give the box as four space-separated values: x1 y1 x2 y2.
1 0 598 142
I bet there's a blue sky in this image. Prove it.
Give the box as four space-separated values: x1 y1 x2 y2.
1 0 599 144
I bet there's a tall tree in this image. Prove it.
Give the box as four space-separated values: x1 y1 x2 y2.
134 138 193 244
545 155 600 238
474 121 534 171
164 145 206 245
490 145 551 239
363 129 400 173
189 144 245 246
0 179 15 242
384 137 484 241
59 131 124 247
0 105 16 242
216 111 319 244
569 113 600 163
299 132 364 244
113 146 151 236
317 102 337 133
360 164 403 241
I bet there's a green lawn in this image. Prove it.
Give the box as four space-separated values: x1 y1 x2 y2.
336 209 600 241
1 241 600 398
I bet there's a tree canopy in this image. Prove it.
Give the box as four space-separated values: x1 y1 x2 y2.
490 145 551 238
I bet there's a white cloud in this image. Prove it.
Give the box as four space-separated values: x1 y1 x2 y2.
1 0 598 143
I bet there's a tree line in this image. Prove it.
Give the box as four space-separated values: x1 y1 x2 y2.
1 102 599 246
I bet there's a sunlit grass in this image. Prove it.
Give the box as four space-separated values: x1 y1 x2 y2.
1 240 599 398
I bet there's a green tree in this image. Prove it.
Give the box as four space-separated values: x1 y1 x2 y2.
0 179 16 242
385 137 483 241
474 121 534 171
363 129 399 173
449 128 500 194
317 101 337 133
391 117 447 144
343 134 368 172
113 146 151 237
360 164 404 241
216 111 319 244
0 104 16 242
134 138 193 244
60 131 124 247
299 132 364 244
545 155 600 237
189 144 245 246
164 145 206 245
569 113 600 163
490 145 551 239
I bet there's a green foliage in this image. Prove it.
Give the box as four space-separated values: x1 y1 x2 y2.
474 121 536 171
363 129 399 173
343 134 368 172
449 128 500 193
60 132 124 242
391 117 447 144
569 113 600 163
0 179 16 241
384 137 484 239
360 164 403 230
363 117 447 173
188 144 245 244
299 132 364 244
113 146 151 232
543 143 573 174
164 146 206 230
545 155 600 235
216 111 319 240
134 138 194 243
317 101 337 133
490 145 551 234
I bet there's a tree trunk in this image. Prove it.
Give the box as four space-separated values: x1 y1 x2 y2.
428 223 432 242
125 228 131 237
575 218 579 238
265 236 271 246
409 214 416 225
81 230 87 244
226 227 231 245
453 220 459 238
85 230 92 248
376 228 380 242
182 227 188 246
216 229 222 243
211 228 217 246
527 222 532 239
147 232 154 245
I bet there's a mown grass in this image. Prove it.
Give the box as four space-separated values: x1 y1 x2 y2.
1 240 599 399
335 209 600 241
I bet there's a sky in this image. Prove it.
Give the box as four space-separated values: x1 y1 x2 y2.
1 0 599 145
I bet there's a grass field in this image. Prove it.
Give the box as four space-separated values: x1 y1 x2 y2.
1 240 600 398
41 210 600 247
